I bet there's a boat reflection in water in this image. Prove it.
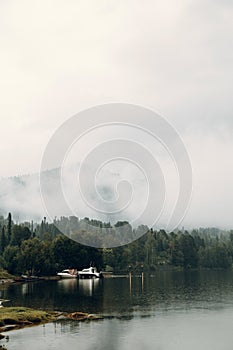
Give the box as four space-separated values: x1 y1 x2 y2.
57 278 78 293
57 277 100 297
78 278 100 297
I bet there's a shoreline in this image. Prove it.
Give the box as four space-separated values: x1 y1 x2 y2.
0 307 103 340
1 267 232 286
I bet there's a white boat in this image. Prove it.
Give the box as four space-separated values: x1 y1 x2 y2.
78 267 102 279
57 269 78 278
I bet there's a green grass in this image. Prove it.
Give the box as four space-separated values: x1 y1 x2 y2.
0 307 55 327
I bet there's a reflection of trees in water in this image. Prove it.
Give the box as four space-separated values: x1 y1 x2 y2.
4 279 104 313
5 281 62 311
3 271 233 316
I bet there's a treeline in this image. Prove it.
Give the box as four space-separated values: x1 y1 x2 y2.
0 214 102 275
0 213 233 275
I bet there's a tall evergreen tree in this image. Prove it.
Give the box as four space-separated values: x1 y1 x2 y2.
0 226 7 254
7 212 12 244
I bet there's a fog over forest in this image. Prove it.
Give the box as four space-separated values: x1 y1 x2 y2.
1 1 233 229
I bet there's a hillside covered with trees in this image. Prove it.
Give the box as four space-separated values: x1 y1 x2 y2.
0 213 233 276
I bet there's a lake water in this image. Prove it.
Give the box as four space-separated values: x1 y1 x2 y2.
1 270 233 349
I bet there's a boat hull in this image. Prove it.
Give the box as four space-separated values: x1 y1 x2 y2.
77 267 103 279
78 272 103 279
57 269 78 278
14 276 44 283
57 273 77 278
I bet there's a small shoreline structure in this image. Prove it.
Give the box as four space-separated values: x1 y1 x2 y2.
0 301 9 309
13 275 45 283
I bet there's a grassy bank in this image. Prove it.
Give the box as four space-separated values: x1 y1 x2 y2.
0 306 103 345
0 307 102 334
0 307 56 329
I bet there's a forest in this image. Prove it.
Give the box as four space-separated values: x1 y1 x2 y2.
0 213 233 276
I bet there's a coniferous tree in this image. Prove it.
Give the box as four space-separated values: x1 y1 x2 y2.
0 226 7 254
7 212 12 244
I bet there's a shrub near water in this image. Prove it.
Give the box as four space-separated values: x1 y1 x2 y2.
0 269 13 279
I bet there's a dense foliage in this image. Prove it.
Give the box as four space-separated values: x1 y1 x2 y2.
0 214 233 275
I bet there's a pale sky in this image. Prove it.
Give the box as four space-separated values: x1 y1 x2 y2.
0 0 233 228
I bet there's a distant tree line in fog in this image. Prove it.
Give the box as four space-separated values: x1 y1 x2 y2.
0 213 233 275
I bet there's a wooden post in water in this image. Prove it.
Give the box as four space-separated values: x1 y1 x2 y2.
129 272 132 294
141 264 144 291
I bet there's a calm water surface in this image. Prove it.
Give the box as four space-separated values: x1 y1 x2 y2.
1 270 233 350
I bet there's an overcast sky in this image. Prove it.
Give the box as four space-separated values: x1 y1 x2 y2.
0 0 233 228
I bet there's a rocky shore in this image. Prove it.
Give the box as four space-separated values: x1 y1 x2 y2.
0 307 103 340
